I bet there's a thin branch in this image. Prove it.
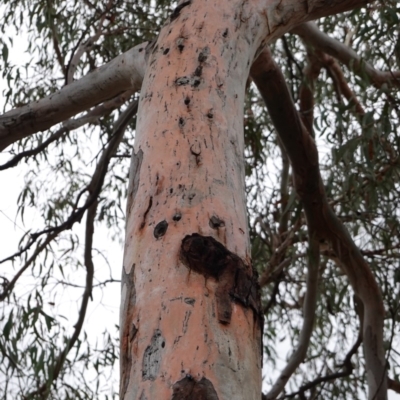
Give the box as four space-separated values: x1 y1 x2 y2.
46 0 66 76
23 99 132 400
0 233 58 301
66 0 115 84
0 100 138 265
298 48 323 135
265 236 320 399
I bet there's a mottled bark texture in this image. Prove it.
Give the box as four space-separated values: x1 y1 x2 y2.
120 0 377 399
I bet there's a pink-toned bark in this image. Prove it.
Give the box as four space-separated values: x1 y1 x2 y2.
121 0 377 399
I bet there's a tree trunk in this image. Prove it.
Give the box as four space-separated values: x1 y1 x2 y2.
119 0 382 399
120 1 264 398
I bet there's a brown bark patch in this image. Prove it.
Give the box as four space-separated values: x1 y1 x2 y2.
120 267 136 398
171 376 219 400
180 234 261 326
142 329 165 381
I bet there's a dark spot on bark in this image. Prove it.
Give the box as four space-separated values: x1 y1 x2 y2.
207 110 213 119
170 0 192 22
188 193 196 201
178 43 185 53
171 376 219 400
139 48 144 52
142 329 165 381
180 234 262 326
193 77 201 87
179 117 185 128
173 213 182 221
126 149 143 215
170 188 174 194
154 220 168 239
194 65 202 77
197 47 209 63
184 96 190 105
184 297 195 305
130 323 138 342
163 48 170 55
209 216 225 229
176 76 190 86
222 28 229 38
140 196 153 229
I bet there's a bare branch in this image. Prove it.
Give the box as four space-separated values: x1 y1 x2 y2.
22 98 134 399
0 88 136 170
265 236 320 399
0 100 138 265
0 233 58 301
251 47 387 399
0 44 146 151
299 49 323 133
292 22 400 89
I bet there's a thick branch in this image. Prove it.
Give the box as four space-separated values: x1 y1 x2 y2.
0 89 136 170
0 44 146 151
251 47 387 399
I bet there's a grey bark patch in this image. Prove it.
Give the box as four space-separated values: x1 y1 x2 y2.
120 267 137 398
154 220 168 239
126 149 143 215
175 76 201 88
142 329 165 381
209 216 225 229
171 376 219 400
197 47 210 63
180 234 262 327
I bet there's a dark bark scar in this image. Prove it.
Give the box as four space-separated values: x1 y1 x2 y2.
179 233 262 327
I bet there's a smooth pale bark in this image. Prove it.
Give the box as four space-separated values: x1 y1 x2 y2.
0 43 146 151
120 1 265 398
120 0 376 399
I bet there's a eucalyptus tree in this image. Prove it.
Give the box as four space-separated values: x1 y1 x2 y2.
0 0 399 399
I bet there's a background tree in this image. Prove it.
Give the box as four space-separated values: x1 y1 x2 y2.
0 0 400 399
